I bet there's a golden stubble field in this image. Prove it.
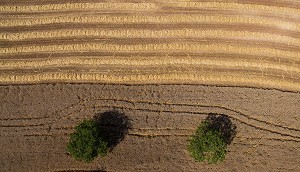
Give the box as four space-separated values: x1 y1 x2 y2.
0 0 300 91
0 0 300 171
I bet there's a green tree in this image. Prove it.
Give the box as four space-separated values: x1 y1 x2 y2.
67 119 108 163
188 121 227 164
188 114 237 164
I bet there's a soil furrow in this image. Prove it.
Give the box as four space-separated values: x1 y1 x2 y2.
2 37 300 53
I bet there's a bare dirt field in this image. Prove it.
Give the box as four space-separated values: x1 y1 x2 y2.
0 84 299 171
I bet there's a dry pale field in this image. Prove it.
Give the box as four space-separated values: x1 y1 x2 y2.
0 0 300 91
0 0 300 171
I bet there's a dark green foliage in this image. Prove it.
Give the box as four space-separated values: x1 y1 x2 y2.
188 121 226 164
67 110 131 163
188 114 236 164
67 120 108 163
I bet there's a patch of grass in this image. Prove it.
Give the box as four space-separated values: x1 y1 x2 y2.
67 119 108 163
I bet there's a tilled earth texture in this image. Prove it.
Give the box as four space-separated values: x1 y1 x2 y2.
0 84 300 172
1 0 300 172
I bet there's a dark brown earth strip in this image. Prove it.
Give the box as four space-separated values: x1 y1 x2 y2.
0 0 299 9
2 37 300 53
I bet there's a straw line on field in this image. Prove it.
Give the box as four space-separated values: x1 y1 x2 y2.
1 15 298 32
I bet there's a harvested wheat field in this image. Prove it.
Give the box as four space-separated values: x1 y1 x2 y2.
0 0 300 171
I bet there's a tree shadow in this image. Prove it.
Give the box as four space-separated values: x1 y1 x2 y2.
205 113 237 144
94 110 131 151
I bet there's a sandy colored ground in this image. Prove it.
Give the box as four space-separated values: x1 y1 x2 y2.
0 84 299 171
0 0 300 92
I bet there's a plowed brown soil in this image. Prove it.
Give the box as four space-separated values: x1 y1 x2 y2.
1 84 299 171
